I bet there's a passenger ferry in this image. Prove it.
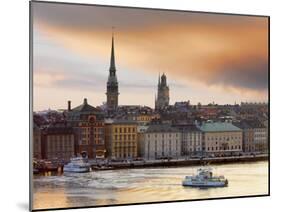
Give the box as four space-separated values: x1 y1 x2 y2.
182 167 228 187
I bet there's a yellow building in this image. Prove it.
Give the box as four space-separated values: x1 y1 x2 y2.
200 122 242 156
106 120 138 159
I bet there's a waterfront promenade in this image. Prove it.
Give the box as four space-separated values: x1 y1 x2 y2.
89 154 268 170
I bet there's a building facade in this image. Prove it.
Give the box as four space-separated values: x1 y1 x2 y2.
143 124 181 160
105 120 138 159
173 124 202 157
137 125 149 157
155 73 169 110
66 98 106 158
252 122 268 153
106 35 119 111
33 123 42 159
200 122 243 156
41 123 75 162
233 120 268 153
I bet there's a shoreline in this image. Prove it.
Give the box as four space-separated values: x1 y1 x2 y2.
33 155 268 174
97 155 268 170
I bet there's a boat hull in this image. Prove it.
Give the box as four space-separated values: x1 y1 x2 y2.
63 167 90 173
182 180 227 187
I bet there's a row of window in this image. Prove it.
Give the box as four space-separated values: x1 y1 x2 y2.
146 139 179 143
113 141 136 146
112 152 137 158
82 134 104 139
48 140 74 147
184 141 201 146
206 136 241 141
114 147 136 151
80 140 104 145
114 134 136 141
114 127 136 133
206 145 241 151
147 133 179 138
48 135 74 142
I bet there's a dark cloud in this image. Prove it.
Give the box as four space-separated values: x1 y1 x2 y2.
33 1 265 31
213 59 268 90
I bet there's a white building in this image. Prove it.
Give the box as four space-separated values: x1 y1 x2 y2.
173 124 202 156
143 124 181 160
253 126 267 153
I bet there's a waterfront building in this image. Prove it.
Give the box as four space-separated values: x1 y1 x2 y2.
137 125 149 157
106 35 119 111
66 98 106 159
105 120 138 159
33 123 42 159
173 123 202 157
41 122 75 161
155 73 169 110
143 124 181 160
233 120 268 153
199 122 243 156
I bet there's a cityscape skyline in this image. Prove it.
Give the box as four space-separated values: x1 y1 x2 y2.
33 2 268 111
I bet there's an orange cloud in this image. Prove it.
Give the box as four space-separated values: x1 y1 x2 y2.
32 2 268 106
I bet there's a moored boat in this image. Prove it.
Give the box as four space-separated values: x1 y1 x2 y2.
63 157 91 173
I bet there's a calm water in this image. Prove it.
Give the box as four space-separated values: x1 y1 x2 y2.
33 161 268 210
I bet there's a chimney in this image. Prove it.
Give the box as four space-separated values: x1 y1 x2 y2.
68 100 71 111
83 98 88 105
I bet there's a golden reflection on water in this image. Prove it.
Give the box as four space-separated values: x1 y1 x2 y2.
33 161 268 210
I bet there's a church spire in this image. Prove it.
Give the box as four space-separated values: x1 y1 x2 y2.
109 27 116 76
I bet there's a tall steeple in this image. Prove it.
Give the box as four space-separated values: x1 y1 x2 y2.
109 32 116 76
106 28 119 111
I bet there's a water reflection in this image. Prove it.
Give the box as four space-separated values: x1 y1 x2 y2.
33 161 268 210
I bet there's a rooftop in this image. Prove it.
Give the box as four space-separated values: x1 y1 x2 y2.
71 98 99 113
199 122 241 132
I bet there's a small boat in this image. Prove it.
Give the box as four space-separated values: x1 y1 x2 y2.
63 157 91 173
182 167 228 187
92 165 114 171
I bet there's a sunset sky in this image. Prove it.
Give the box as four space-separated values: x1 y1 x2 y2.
32 2 269 111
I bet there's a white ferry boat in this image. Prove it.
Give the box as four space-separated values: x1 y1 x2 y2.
63 157 91 173
182 167 228 187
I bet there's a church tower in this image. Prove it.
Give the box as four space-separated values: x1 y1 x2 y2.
155 73 169 110
106 33 119 110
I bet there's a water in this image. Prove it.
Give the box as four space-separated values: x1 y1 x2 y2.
33 161 268 210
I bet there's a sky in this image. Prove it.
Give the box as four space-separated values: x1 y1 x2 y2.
32 2 269 111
